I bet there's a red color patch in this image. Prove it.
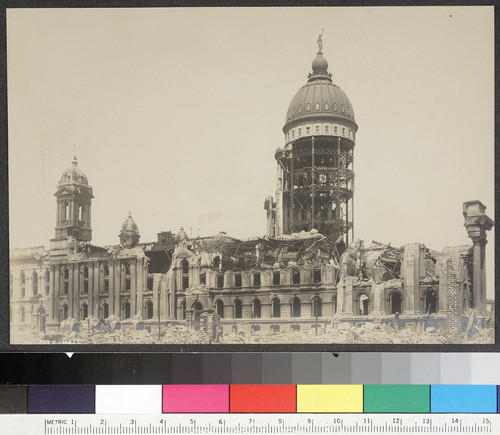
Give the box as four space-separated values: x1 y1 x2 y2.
230 385 296 413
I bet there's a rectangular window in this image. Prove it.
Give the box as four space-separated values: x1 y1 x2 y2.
334 126 338 134
182 277 189 290
147 277 154 291
306 126 310 134
125 277 131 291
83 281 89 293
298 128 302 137
292 271 300 285
200 273 206 285
313 269 322 284
325 125 329 133
291 130 295 138
104 279 109 292
342 127 345 135
253 273 261 286
315 125 320 134
217 274 224 289
273 271 280 285
234 273 242 287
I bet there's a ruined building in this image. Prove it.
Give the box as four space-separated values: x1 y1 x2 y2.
9 39 494 341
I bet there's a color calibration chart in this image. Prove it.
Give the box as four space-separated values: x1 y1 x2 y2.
1 384 500 434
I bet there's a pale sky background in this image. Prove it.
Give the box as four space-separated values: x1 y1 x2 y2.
7 7 494 294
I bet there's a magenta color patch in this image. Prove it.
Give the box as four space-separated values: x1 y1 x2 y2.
162 385 229 413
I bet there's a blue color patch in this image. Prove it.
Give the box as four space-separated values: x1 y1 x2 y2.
28 385 95 413
431 385 497 413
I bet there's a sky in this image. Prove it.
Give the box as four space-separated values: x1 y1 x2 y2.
7 7 494 293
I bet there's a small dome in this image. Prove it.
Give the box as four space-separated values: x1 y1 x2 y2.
121 212 139 233
58 156 89 186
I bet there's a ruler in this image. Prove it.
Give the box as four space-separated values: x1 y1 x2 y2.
0 413 497 435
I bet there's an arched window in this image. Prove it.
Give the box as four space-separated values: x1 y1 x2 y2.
63 268 69 294
124 262 131 291
123 301 131 319
271 298 281 318
145 301 153 319
252 299 261 318
20 272 25 298
20 306 25 323
103 265 110 292
63 202 69 221
291 297 301 318
82 266 89 293
390 292 402 315
215 300 224 318
78 205 83 221
181 259 189 290
200 272 206 285
101 302 109 320
61 304 68 321
81 303 88 320
32 272 38 296
234 299 242 319
359 294 369 315
180 300 186 320
312 296 322 317
45 270 50 295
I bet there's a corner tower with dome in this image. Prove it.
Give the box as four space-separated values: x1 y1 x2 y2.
267 36 357 246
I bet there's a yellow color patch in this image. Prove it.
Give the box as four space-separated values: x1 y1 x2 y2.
297 385 363 413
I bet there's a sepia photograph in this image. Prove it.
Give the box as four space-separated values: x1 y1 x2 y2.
7 6 494 346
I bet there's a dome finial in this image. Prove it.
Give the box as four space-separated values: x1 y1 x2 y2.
72 155 78 166
317 28 324 55
128 211 132 218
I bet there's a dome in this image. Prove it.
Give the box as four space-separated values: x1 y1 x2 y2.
283 51 357 133
121 212 139 233
58 156 89 186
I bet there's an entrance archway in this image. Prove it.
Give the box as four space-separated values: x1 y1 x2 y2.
192 301 203 322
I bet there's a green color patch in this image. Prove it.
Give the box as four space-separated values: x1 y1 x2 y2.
364 385 430 413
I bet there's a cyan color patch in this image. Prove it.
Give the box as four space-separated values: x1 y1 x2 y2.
430 385 497 413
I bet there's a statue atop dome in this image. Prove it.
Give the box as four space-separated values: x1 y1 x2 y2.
317 28 324 54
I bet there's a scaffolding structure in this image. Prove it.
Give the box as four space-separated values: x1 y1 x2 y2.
276 134 354 245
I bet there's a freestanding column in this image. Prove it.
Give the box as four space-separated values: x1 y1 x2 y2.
463 200 494 314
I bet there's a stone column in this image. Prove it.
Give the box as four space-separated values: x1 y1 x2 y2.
73 265 80 319
47 267 54 320
152 274 160 317
137 258 144 319
109 262 115 316
480 239 487 313
169 274 176 318
68 266 75 318
463 200 494 314
92 262 99 317
114 262 121 316
53 265 60 321
343 277 353 315
130 260 137 317
471 239 482 311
